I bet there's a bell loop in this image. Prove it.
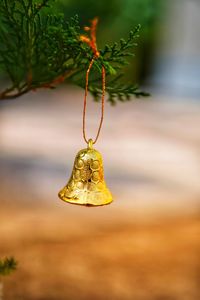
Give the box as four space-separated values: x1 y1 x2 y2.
87 139 93 149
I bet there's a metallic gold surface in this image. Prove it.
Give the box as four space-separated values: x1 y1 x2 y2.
58 140 113 206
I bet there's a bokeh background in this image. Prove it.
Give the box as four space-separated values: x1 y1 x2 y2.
0 0 200 299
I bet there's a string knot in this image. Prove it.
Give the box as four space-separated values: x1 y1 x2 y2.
80 17 100 59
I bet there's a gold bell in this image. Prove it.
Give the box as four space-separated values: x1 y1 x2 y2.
58 139 113 206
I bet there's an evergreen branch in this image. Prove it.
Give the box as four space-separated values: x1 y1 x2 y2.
0 69 76 99
0 0 149 103
0 257 17 276
100 24 141 72
89 83 150 105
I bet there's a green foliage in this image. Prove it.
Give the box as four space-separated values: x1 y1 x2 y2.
101 26 140 68
0 0 149 102
90 82 149 105
0 257 17 276
90 25 150 104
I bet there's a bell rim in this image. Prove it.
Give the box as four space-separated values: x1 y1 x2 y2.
58 192 113 207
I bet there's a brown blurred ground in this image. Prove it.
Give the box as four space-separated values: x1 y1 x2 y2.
0 88 200 300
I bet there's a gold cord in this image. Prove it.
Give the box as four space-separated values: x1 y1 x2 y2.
81 18 105 145
83 59 105 144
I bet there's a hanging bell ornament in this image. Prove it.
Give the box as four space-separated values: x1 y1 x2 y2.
59 19 113 206
58 139 113 206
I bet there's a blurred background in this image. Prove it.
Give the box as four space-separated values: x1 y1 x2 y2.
0 0 200 299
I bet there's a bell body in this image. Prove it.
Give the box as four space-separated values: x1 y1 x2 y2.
58 143 113 206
